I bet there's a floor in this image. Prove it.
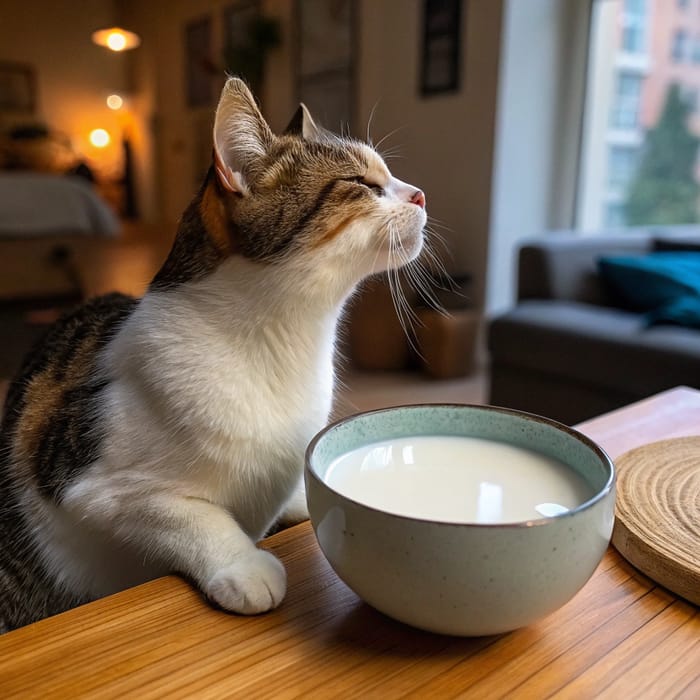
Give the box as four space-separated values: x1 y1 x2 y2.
335 367 487 418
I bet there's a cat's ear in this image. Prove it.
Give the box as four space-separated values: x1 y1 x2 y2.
284 103 323 141
213 77 273 194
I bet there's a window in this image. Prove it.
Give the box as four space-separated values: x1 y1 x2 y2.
608 146 639 189
605 203 626 227
622 0 647 54
672 30 688 62
578 0 700 230
611 73 643 128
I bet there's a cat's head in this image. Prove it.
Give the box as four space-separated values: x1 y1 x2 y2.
206 78 426 282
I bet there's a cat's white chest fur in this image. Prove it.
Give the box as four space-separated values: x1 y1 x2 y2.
93 258 341 538
52 252 351 603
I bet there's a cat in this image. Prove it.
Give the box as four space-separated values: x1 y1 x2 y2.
0 77 427 633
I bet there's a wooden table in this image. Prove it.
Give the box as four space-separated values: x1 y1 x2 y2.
2 387 699 698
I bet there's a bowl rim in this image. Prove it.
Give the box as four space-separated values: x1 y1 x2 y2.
305 402 616 529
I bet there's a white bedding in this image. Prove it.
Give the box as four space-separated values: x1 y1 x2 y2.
0 173 119 238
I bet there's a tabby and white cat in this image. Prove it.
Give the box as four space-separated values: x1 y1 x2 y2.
0 78 426 632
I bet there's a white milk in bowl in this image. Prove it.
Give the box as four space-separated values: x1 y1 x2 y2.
324 435 594 524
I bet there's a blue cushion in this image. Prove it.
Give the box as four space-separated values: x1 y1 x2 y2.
598 252 700 312
646 295 700 329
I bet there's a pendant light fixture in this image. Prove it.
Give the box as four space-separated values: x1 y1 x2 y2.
92 27 141 52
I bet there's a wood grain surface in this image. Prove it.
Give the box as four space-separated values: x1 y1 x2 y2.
1 387 699 698
612 437 700 606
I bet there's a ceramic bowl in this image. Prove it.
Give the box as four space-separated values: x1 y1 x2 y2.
304 404 615 636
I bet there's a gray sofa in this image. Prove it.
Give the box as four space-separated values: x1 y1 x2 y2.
487 232 700 425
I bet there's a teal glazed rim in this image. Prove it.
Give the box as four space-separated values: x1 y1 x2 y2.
305 403 616 529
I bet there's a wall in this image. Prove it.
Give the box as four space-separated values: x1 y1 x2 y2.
486 0 592 316
0 0 503 315
357 0 503 312
0 0 129 179
576 0 618 232
120 0 503 312
120 0 296 224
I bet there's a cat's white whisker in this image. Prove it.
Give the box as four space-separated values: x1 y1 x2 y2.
385 224 426 360
426 214 452 230
366 101 380 145
376 145 404 159
424 224 450 247
373 125 408 154
421 230 456 274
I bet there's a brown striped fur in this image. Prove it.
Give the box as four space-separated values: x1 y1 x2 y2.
1 294 136 631
152 110 388 289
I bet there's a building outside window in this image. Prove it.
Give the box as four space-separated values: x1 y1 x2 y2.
622 0 647 53
671 29 689 62
611 73 643 128
578 0 700 230
608 146 639 190
605 203 626 227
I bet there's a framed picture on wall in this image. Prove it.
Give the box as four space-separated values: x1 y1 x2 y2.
296 0 355 132
224 0 260 57
222 1 281 97
0 62 36 112
420 0 462 96
185 16 215 108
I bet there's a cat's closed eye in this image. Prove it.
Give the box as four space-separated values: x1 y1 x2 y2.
345 175 385 196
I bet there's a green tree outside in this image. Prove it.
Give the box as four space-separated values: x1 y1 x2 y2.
625 83 700 226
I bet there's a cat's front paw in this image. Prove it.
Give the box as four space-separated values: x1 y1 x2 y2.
205 548 286 615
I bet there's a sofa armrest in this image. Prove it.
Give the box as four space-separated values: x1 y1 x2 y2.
517 233 653 304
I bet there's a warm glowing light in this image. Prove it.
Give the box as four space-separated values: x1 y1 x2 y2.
106 94 124 110
107 31 126 51
91 27 141 52
89 129 111 148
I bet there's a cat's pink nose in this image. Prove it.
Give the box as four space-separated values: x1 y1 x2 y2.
410 189 426 209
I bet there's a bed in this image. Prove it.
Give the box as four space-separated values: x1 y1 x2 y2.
0 172 119 302
0 104 124 376
0 172 119 238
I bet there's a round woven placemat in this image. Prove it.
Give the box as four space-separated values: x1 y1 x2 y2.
612 436 700 605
